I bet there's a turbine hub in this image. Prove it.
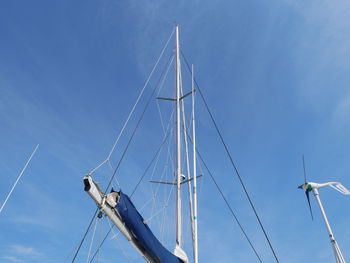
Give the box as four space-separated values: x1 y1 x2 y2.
298 183 312 191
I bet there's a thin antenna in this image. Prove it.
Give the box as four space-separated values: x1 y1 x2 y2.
192 64 199 263
0 144 39 214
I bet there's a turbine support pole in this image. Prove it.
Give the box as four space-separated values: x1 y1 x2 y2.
312 188 346 263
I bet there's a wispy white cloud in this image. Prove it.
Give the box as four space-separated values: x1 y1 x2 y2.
332 92 350 131
0 86 98 170
280 1 350 116
6 183 64 229
11 215 56 229
3 256 25 263
2 245 42 263
10 245 41 256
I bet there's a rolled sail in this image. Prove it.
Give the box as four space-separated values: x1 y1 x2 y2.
116 191 184 263
83 176 185 263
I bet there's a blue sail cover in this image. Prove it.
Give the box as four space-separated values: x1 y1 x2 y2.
115 191 184 263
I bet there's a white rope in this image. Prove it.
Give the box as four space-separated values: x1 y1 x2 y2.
159 120 177 242
109 227 121 241
148 135 166 226
154 125 174 243
88 159 107 176
96 217 104 263
149 111 175 229
149 55 174 225
88 29 175 176
133 115 174 238
138 196 154 212
156 55 175 135
163 112 175 174
86 217 99 263
160 178 175 242
106 159 121 189
107 220 135 263
146 180 174 225
143 205 168 224
144 205 168 224
0 144 39 214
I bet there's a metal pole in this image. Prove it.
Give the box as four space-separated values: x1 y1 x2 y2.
312 188 346 263
180 75 195 256
192 64 199 263
175 24 182 247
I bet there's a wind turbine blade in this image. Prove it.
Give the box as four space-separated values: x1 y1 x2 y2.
302 155 307 184
330 183 350 195
305 190 314 220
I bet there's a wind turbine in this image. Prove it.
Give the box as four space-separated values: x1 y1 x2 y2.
298 156 349 263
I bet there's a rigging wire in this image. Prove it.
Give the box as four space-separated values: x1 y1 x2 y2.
131 131 171 197
107 220 135 263
104 53 174 193
88 133 171 262
96 216 103 263
186 134 263 263
86 75 174 260
88 28 175 175
63 238 82 263
149 56 175 230
108 55 175 191
70 42 175 263
158 124 175 242
71 209 99 263
90 51 264 261
88 225 113 263
86 217 99 263
149 116 175 231
181 51 280 263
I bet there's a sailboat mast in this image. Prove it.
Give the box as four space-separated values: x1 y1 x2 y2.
175 25 182 247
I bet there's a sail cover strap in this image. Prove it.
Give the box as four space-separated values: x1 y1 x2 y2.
115 191 184 263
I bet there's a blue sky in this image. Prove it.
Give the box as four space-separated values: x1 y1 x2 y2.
0 0 350 262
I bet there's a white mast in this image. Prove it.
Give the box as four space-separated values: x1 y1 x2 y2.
173 25 189 263
175 24 182 247
192 65 199 263
179 68 195 260
83 26 190 263
299 182 349 263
